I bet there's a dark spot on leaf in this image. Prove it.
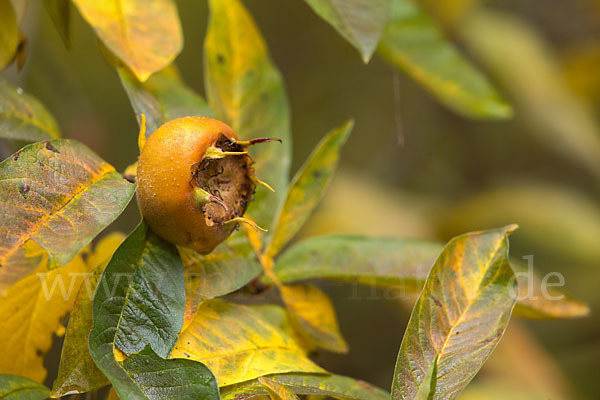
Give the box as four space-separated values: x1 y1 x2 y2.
184 352 191 358
217 54 225 64
12 149 23 161
312 170 322 179
45 142 59 153
36 349 43 357
19 184 30 198
480 328 503 344
430 295 442 308
37 161 44 168
455 331 460 335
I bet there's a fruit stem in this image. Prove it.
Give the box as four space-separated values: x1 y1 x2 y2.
204 146 246 159
193 187 228 211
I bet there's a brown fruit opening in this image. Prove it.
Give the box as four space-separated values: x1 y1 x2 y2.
191 134 255 225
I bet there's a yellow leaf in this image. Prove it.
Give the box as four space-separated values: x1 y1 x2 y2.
280 284 348 354
0 140 135 291
72 0 183 82
0 243 89 383
461 11 600 177
86 232 126 270
171 299 325 387
259 376 300 400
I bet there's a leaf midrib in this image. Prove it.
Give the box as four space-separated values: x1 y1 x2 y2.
0 161 115 266
421 235 506 394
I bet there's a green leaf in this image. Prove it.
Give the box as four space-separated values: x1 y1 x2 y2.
0 78 60 142
44 0 72 48
51 265 109 397
51 233 125 397
118 66 214 136
391 226 518 400
460 10 600 177
265 120 353 258
273 235 440 289
413 355 438 400
0 0 18 70
172 299 325 387
0 374 49 400
120 346 219 400
205 0 292 229
273 234 589 320
0 139 135 291
180 240 262 328
303 0 389 62
377 0 512 119
90 222 184 358
72 0 183 82
50 234 125 397
221 374 389 400
89 222 220 400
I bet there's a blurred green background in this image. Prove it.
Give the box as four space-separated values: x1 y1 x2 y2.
2 0 600 399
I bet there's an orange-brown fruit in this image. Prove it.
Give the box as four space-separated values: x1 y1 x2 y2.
136 116 270 253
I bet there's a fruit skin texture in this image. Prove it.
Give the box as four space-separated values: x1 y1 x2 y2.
136 116 249 253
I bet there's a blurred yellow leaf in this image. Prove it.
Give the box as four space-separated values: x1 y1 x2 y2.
85 232 126 270
171 299 324 387
378 0 512 119
511 260 589 319
0 0 18 69
562 43 600 105
438 183 600 266
72 0 182 82
461 11 600 177
280 284 348 354
416 0 479 25
107 386 120 400
0 245 89 383
470 322 576 400
302 171 436 239
0 77 60 142
51 233 125 397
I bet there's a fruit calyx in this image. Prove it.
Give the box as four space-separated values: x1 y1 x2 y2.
191 133 272 230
